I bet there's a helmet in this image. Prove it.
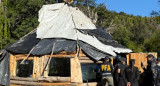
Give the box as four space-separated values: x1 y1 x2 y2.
147 54 154 58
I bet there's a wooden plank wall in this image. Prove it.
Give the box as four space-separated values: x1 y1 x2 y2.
10 54 17 77
32 56 48 78
71 57 83 83
127 52 157 73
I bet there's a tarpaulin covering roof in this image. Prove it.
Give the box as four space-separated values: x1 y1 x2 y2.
36 3 132 56
6 28 129 61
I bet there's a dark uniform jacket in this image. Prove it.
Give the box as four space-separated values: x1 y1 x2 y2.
113 62 126 86
153 64 160 86
100 62 114 77
125 66 140 86
143 60 156 86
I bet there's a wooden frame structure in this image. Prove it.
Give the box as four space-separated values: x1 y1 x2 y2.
10 51 157 86
10 50 104 86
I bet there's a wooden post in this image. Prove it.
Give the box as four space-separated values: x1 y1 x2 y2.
70 56 83 84
43 55 49 77
32 56 41 78
126 54 130 65
10 54 17 77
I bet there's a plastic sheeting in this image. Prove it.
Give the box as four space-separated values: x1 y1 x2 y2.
0 49 10 85
37 3 96 39
79 41 111 61
6 30 40 54
6 30 112 61
78 28 125 48
36 3 132 56
32 38 76 55
6 28 132 61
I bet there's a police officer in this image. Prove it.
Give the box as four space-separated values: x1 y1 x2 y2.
113 57 127 86
153 58 160 86
100 56 114 86
125 59 140 86
142 54 156 86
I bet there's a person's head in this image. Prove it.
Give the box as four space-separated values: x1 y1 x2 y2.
115 55 122 60
129 59 135 66
147 54 154 61
129 59 135 72
120 57 126 65
104 56 109 63
156 57 160 64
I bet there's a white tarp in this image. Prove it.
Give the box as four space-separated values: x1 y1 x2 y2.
37 3 96 39
36 3 132 56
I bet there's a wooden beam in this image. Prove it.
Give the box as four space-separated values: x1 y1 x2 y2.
79 59 103 64
10 77 38 82
46 54 75 58
79 60 94 63
38 77 71 82
79 56 91 60
10 76 71 82
126 54 130 65
10 54 17 77
32 56 41 78
12 50 85 58
38 82 74 86
71 57 83 83
43 55 49 77
16 57 34 61
10 80 38 86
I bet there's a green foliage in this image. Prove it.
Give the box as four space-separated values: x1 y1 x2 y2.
0 0 56 49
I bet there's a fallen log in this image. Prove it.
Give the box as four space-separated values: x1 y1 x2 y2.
10 77 38 82
38 77 71 82
10 76 71 82
10 80 38 85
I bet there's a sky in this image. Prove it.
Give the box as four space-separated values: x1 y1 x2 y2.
96 0 160 17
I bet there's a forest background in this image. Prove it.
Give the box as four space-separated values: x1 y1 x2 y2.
0 0 160 56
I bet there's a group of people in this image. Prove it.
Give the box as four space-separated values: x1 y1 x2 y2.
96 54 160 86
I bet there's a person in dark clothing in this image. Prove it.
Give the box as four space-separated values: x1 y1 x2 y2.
153 57 160 86
142 54 156 86
113 57 127 86
100 56 114 86
113 55 122 86
125 59 140 86
95 64 102 82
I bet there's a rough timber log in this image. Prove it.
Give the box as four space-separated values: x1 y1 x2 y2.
10 77 70 82
10 77 38 82
10 80 38 85
71 56 83 83
38 77 71 82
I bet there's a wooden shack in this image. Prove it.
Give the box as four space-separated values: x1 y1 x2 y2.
9 51 157 86
10 49 104 86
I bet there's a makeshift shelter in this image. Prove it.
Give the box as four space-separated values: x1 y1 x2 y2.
0 3 132 86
